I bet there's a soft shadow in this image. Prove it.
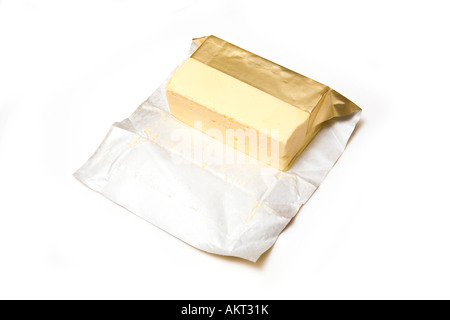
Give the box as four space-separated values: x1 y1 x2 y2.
346 117 365 146
73 176 274 269
200 244 274 269
282 206 303 234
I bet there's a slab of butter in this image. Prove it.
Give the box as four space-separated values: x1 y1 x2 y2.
166 36 360 171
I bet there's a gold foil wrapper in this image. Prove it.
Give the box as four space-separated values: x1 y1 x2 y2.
75 36 362 261
191 35 360 138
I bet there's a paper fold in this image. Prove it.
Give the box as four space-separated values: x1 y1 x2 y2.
74 38 361 262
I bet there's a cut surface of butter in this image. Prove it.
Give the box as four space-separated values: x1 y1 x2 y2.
166 36 360 170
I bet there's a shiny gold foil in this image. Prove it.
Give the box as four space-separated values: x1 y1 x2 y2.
191 35 361 133
171 35 361 170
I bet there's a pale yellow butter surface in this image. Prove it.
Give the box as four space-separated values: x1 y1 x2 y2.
166 58 310 170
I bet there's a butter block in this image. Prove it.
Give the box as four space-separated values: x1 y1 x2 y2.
166 36 360 170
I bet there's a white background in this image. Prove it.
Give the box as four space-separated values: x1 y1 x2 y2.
1 0 449 300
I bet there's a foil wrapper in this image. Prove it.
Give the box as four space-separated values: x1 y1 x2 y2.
74 37 361 262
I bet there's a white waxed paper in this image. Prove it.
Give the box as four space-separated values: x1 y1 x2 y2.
74 40 361 262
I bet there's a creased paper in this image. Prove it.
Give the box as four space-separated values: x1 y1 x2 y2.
74 39 361 262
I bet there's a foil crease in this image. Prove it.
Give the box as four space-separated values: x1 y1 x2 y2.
74 38 361 262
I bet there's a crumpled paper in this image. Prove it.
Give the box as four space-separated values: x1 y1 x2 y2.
74 39 361 262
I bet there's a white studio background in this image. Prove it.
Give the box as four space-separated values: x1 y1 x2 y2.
0 0 449 300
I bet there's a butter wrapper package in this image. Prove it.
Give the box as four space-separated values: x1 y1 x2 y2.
74 36 361 262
